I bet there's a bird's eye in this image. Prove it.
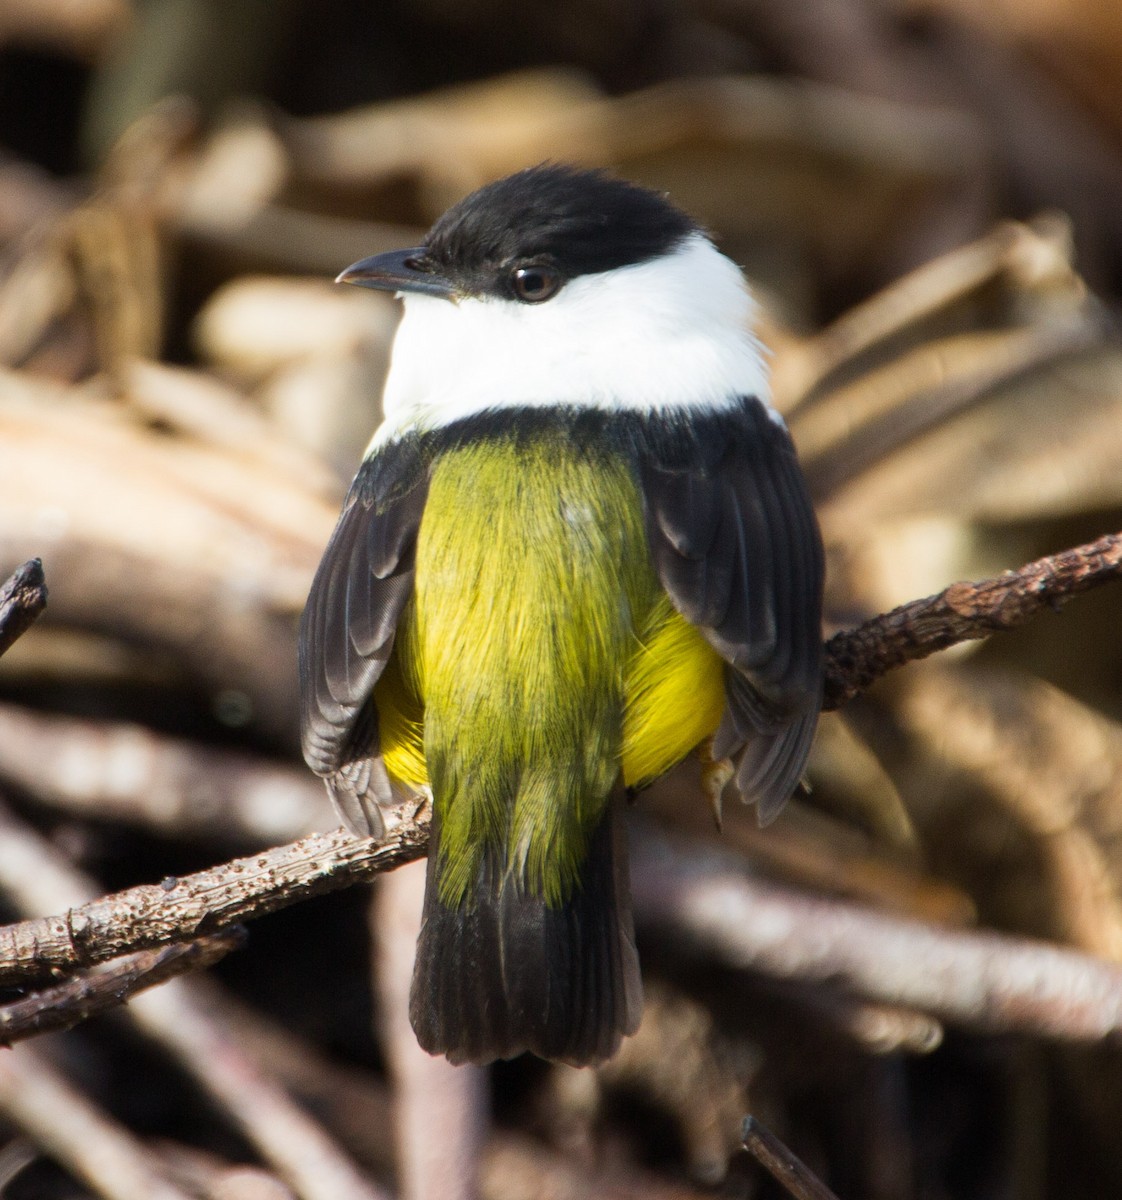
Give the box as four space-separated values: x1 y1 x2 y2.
511 265 561 303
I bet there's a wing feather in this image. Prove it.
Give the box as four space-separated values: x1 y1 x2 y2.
299 452 428 835
640 398 824 822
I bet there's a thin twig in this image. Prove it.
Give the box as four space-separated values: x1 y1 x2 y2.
0 931 245 1047
741 1116 841 1200
0 558 47 659
823 530 1122 709
7 808 1122 1043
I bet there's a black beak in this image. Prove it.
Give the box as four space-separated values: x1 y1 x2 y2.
336 248 454 298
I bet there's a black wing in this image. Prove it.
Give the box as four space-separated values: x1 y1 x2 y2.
299 446 429 836
638 396 824 823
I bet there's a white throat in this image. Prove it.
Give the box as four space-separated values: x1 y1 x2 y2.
371 232 774 445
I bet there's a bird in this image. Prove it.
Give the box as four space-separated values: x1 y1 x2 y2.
298 164 824 1067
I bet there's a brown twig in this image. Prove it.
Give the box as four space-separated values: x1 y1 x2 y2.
0 931 245 1047
0 558 47 659
7 807 1122 1043
741 1116 841 1200
823 530 1122 709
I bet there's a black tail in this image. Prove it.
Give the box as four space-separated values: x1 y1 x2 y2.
409 800 642 1066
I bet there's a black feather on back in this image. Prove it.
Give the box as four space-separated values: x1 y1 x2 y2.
298 444 429 835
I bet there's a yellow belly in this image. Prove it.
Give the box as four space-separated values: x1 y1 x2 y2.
378 591 723 792
622 593 726 787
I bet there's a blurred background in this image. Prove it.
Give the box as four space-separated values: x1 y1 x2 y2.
1 0 1122 1197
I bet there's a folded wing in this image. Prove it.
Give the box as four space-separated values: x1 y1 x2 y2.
638 397 824 822
299 447 429 835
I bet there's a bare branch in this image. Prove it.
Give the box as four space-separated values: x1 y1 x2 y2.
0 558 47 659
0 931 245 1047
0 818 427 987
5 809 1122 1043
823 530 1122 709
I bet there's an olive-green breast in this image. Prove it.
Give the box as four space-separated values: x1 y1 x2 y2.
377 428 724 906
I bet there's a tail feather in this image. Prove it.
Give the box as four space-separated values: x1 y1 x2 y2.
409 799 641 1065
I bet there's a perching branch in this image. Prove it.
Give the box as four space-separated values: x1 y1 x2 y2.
9 810 1122 1043
822 530 1122 709
0 559 47 660
0 819 428 988
1 532 1121 1030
